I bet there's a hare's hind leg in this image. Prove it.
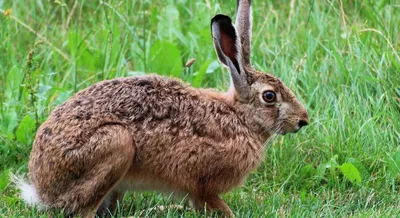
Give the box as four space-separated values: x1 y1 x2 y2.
96 190 125 217
65 125 135 218
191 194 233 217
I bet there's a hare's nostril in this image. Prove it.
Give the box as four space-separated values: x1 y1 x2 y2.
298 120 309 128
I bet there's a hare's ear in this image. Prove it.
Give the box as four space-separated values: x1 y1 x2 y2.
211 14 250 101
235 0 252 67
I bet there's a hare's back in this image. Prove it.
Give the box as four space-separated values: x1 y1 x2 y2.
32 74 238 149
32 75 191 146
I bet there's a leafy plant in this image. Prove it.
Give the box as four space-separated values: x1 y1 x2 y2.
301 155 365 187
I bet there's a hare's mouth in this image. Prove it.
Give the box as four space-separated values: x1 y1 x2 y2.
278 125 301 135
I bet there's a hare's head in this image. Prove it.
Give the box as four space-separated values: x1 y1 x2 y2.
211 0 309 136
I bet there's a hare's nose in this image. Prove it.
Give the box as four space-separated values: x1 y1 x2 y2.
298 119 309 128
298 110 309 129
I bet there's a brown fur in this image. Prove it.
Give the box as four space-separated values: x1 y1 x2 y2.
24 1 308 217
236 0 252 67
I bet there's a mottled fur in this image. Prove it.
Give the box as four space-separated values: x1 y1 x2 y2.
22 0 308 217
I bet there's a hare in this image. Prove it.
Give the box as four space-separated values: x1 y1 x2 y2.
19 0 309 217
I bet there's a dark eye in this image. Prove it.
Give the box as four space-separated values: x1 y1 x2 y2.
262 90 276 103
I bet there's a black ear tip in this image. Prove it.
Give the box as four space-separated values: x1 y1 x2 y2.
210 14 237 40
211 14 232 25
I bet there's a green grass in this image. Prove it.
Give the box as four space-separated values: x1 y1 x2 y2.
0 0 399 217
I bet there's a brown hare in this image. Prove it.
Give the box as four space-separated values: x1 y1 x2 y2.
18 0 309 217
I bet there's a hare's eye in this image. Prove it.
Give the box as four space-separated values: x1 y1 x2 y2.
262 90 276 103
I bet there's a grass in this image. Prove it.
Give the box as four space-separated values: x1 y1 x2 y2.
0 0 399 217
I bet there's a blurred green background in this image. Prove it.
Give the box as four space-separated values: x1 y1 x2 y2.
0 0 399 217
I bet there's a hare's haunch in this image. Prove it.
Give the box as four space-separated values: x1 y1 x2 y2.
20 1 308 217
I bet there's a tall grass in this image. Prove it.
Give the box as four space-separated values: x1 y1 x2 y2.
0 0 399 217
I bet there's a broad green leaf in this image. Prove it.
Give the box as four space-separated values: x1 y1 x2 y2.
187 2 210 33
347 157 369 182
15 114 36 145
0 169 10 192
157 4 182 42
4 66 22 100
148 41 183 77
192 60 211 87
340 162 361 184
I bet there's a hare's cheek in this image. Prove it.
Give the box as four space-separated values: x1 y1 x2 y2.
260 106 279 123
277 102 290 120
